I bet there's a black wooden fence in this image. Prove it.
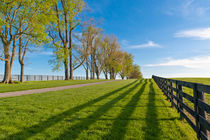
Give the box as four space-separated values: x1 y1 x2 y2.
0 74 86 81
152 75 209 140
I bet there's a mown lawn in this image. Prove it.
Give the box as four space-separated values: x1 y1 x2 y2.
0 79 196 139
0 80 106 93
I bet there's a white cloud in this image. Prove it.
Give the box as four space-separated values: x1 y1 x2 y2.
144 55 210 78
175 28 210 40
121 40 129 46
39 51 53 55
145 56 210 69
129 41 162 49
164 0 210 18
28 50 53 56
164 72 210 78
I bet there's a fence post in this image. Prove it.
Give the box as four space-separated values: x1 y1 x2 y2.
176 81 179 112
178 84 184 120
165 80 168 100
27 75 29 81
167 80 170 101
165 80 167 96
193 84 207 139
162 79 164 93
170 82 174 108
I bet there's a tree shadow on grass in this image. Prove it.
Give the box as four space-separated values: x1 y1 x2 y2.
53 80 143 140
144 79 161 140
5 80 138 140
103 79 147 140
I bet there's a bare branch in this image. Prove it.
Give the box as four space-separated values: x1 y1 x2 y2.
73 54 86 70
0 57 8 61
21 39 29 62
55 3 64 44
71 23 79 31
9 3 22 43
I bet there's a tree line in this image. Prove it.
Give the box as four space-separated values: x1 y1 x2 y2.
0 0 142 83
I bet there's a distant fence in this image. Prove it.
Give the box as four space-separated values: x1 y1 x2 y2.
152 75 209 140
0 75 86 81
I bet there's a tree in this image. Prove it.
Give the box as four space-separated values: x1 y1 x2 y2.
119 52 133 79
128 64 143 79
0 0 53 83
68 0 84 80
73 31 90 80
18 36 29 82
100 36 110 79
17 1 52 82
49 1 70 80
79 22 101 79
105 36 121 79
0 0 26 83
49 0 84 80
94 35 104 79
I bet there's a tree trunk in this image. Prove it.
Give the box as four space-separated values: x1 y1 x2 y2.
3 45 12 83
91 54 95 79
69 30 73 80
104 71 108 79
7 40 16 82
96 72 100 79
93 54 96 79
3 60 11 83
94 58 99 79
20 63 24 82
86 69 89 80
86 60 89 80
95 65 99 79
105 74 108 79
121 75 124 80
64 60 69 80
95 68 99 79
110 67 115 79
90 55 92 79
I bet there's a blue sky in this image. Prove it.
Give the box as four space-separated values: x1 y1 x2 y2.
1 0 210 78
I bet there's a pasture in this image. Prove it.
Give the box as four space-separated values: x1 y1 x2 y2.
0 79 198 139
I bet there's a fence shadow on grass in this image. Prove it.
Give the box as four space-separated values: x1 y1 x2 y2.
4 80 138 140
53 80 143 140
103 79 147 140
144 79 161 140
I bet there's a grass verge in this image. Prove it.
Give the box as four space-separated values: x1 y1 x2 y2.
0 80 106 93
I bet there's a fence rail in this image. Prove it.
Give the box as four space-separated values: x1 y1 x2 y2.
152 75 210 140
0 75 86 81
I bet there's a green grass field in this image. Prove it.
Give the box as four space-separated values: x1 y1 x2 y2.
174 78 210 85
0 79 196 139
0 80 106 93
174 78 210 104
